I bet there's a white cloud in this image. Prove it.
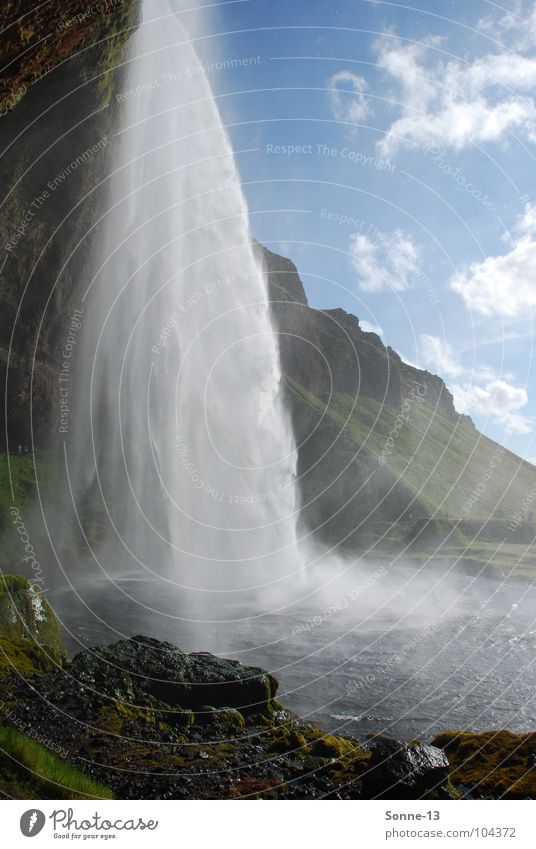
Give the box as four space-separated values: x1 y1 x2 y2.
452 379 531 435
417 334 531 435
479 1 536 52
451 202 536 317
349 228 419 292
360 320 384 336
400 351 421 369
328 71 372 125
376 36 536 156
420 334 463 377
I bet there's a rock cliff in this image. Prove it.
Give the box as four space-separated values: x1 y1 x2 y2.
0 0 140 448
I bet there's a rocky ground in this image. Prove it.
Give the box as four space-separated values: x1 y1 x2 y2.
1 576 535 800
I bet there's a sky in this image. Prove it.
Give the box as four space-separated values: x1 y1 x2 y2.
177 0 536 461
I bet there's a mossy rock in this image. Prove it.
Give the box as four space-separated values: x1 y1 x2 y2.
0 576 66 678
0 634 57 679
268 728 308 754
432 730 536 799
0 575 66 659
67 638 279 716
96 703 162 736
161 707 195 729
196 706 245 730
310 734 356 759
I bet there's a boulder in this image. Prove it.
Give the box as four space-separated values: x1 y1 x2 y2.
67 635 278 715
68 635 191 707
363 736 449 799
187 651 278 714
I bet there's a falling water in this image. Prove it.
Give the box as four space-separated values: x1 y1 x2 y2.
66 0 303 610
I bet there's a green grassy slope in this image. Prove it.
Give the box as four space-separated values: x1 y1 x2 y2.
0 726 113 800
288 376 536 574
261 242 536 574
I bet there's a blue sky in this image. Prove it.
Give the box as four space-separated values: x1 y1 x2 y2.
182 0 536 460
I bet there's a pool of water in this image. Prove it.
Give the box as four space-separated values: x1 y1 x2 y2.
48 561 536 741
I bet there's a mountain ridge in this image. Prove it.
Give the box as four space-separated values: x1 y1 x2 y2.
259 242 536 571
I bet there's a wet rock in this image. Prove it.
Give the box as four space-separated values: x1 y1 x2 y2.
363 736 449 799
187 651 278 714
310 734 354 759
62 635 278 715
268 729 308 754
195 706 246 730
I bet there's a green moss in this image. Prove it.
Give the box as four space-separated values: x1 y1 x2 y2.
92 2 141 110
196 707 245 730
327 750 371 786
309 734 357 759
0 455 51 551
0 574 66 661
268 728 308 754
96 702 162 735
0 725 113 799
0 634 57 679
168 708 195 728
432 730 536 798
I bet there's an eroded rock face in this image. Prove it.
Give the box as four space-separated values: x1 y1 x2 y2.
363 736 449 799
0 1 138 112
261 242 457 418
0 1 140 448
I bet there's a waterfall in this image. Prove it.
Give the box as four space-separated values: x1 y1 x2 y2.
66 0 303 611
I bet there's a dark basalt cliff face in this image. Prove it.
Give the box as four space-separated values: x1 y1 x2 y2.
0 1 136 112
0 0 140 448
262 242 458 418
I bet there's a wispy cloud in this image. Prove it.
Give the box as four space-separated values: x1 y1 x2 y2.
452 379 531 435
420 334 463 377
349 227 419 292
419 333 531 435
360 319 384 336
328 70 372 126
478 1 536 52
